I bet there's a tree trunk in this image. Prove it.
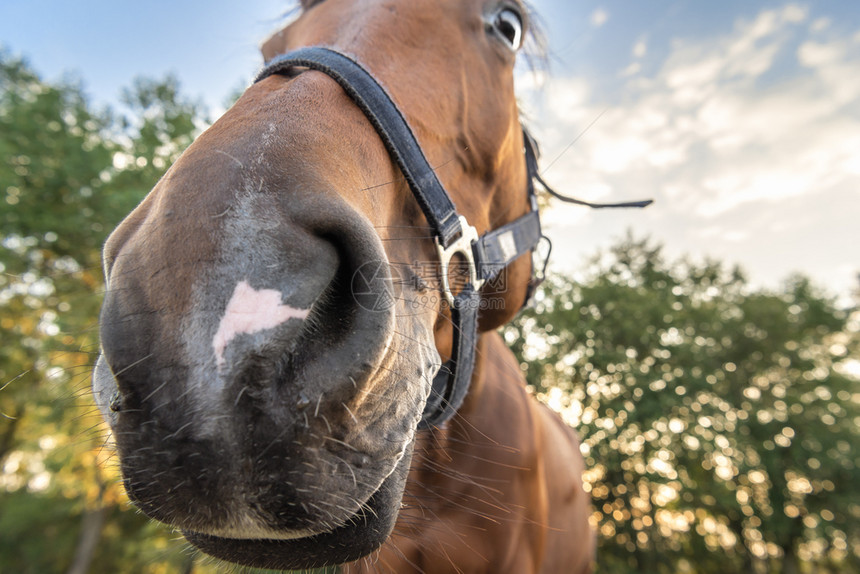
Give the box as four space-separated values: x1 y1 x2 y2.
0 405 24 463
782 544 800 574
181 552 196 574
66 486 106 574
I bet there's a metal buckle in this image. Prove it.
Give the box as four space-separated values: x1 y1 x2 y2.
435 216 484 307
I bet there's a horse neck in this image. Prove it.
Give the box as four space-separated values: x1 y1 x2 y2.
410 332 535 493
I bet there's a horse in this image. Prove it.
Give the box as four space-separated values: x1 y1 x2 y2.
91 0 595 571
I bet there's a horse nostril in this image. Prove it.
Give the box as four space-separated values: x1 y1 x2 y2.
109 391 123 412
282 234 395 377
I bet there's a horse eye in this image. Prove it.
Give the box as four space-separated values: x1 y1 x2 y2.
493 7 524 51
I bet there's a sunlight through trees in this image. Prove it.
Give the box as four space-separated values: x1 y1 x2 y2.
507 235 860 573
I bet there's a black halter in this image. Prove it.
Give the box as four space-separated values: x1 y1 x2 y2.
255 47 650 429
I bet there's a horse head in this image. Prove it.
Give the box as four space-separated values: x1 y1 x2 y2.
93 0 541 568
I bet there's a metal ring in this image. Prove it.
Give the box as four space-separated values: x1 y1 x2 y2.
435 216 484 307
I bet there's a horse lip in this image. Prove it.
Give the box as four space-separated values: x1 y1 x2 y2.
184 522 318 542
182 440 414 571
169 432 411 543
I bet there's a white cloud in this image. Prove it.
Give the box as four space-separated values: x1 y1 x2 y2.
530 3 860 215
781 3 809 23
619 61 642 78
810 17 831 33
590 8 609 28
697 226 750 243
798 40 843 67
520 3 860 295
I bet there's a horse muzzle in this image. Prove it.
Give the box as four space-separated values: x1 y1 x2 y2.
92 169 436 566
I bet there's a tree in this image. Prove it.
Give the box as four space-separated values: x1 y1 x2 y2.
0 51 206 573
505 234 860 574
1 51 339 574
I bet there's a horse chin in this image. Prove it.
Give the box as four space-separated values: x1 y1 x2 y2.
183 441 413 570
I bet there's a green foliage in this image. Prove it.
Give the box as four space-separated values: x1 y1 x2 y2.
112 74 206 199
1 51 113 264
0 50 209 573
506 234 860 574
0 488 196 573
0 50 333 574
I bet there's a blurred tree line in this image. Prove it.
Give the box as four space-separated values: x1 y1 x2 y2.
506 237 860 573
0 50 213 573
2 50 858 573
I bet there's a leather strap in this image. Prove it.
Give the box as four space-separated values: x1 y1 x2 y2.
417 285 480 429
473 210 541 284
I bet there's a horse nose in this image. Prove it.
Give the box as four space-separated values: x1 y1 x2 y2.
97 187 395 422
93 181 416 537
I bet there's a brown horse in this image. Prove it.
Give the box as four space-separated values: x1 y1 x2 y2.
92 0 594 572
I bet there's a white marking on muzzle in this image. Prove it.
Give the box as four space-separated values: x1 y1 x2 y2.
213 280 309 369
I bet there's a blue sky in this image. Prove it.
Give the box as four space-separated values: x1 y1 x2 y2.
1 1 858 299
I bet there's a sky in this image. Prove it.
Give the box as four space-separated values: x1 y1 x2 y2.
1 0 858 301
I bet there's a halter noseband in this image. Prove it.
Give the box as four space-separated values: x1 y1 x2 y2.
255 47 649 429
